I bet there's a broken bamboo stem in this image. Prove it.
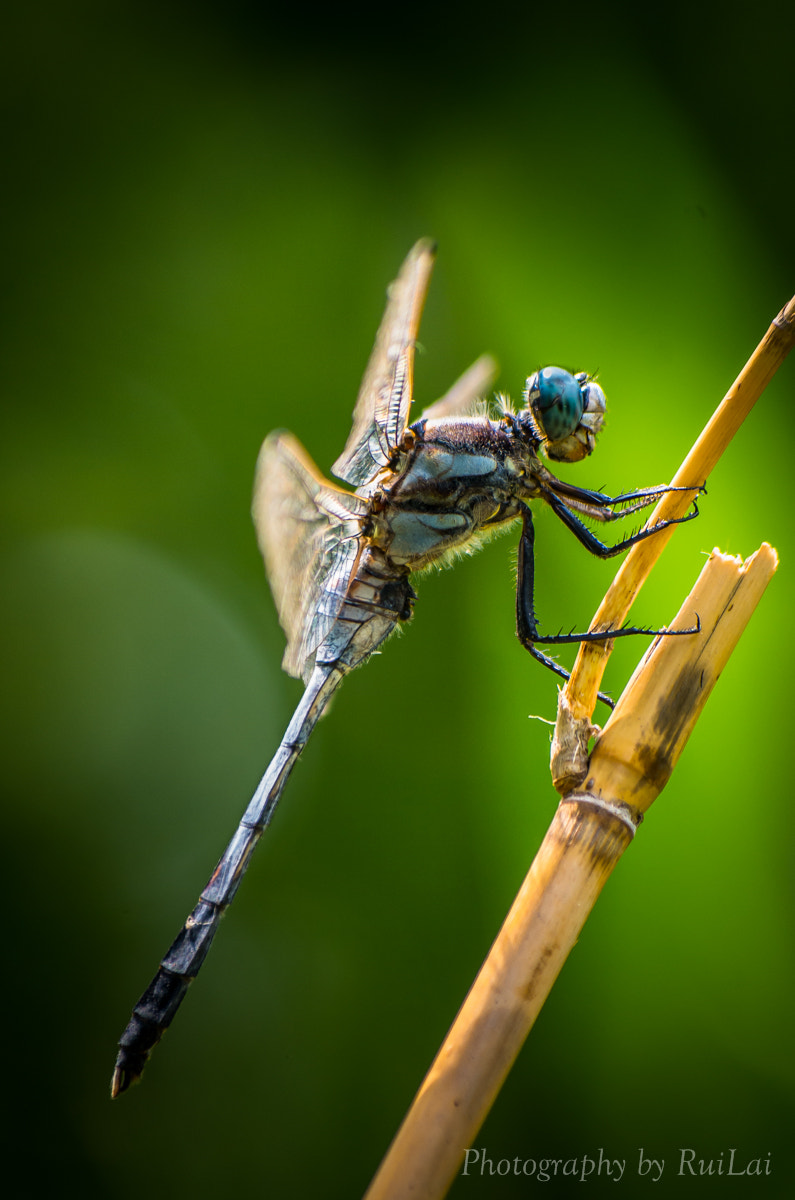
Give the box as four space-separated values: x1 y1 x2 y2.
363 543 777 1200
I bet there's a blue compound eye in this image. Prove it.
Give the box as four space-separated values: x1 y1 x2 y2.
530 367 584 441
522 366 606 462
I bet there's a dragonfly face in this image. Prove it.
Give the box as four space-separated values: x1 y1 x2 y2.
521 366 607 463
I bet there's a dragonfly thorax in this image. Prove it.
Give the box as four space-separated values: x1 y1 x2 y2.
365 417 540 570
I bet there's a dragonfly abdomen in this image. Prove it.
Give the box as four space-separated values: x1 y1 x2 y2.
111 664 342 1097
111 556 413 1097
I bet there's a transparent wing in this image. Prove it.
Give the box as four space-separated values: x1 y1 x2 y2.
253 432 369 682
332 239 436 488
420 354 498 421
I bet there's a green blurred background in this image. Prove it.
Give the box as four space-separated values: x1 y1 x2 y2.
3 2 794 1196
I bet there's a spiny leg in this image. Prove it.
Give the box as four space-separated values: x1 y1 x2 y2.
514 504 699 708
515 504 615 707
550 480 703 516
540 482 702 557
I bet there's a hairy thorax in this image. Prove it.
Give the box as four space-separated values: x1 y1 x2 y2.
363 416 545 570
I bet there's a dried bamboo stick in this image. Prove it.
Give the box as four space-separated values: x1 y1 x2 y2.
551 292 795 792
363 543 777 1200
587 544 777 811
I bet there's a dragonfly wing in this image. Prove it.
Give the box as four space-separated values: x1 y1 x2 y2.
253 432 368 682
420 354 498 421
332 239 436 488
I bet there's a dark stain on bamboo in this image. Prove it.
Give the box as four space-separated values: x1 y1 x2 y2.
555 800 634 868
522 944 558 1004
635 660 708 794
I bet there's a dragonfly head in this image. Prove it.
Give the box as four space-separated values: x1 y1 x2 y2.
521 367 606 463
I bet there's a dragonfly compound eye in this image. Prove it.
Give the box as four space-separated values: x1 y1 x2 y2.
523 367 606 463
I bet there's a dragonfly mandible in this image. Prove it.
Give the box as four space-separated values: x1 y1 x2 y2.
111 239 700 1096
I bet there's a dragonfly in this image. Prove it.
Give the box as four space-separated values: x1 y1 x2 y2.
111 239 700 1097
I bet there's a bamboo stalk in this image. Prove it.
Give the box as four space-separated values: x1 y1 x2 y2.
363 543 777 1200
365 294 790 1198
551 292 795 792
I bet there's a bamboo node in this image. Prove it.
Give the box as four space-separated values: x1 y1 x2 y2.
559 792 642 837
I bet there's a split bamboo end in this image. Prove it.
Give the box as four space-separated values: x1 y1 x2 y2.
579 543 778 812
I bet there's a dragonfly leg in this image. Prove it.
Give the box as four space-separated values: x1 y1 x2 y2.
515 504 700 709
542 482 702 556
515 505 616 706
